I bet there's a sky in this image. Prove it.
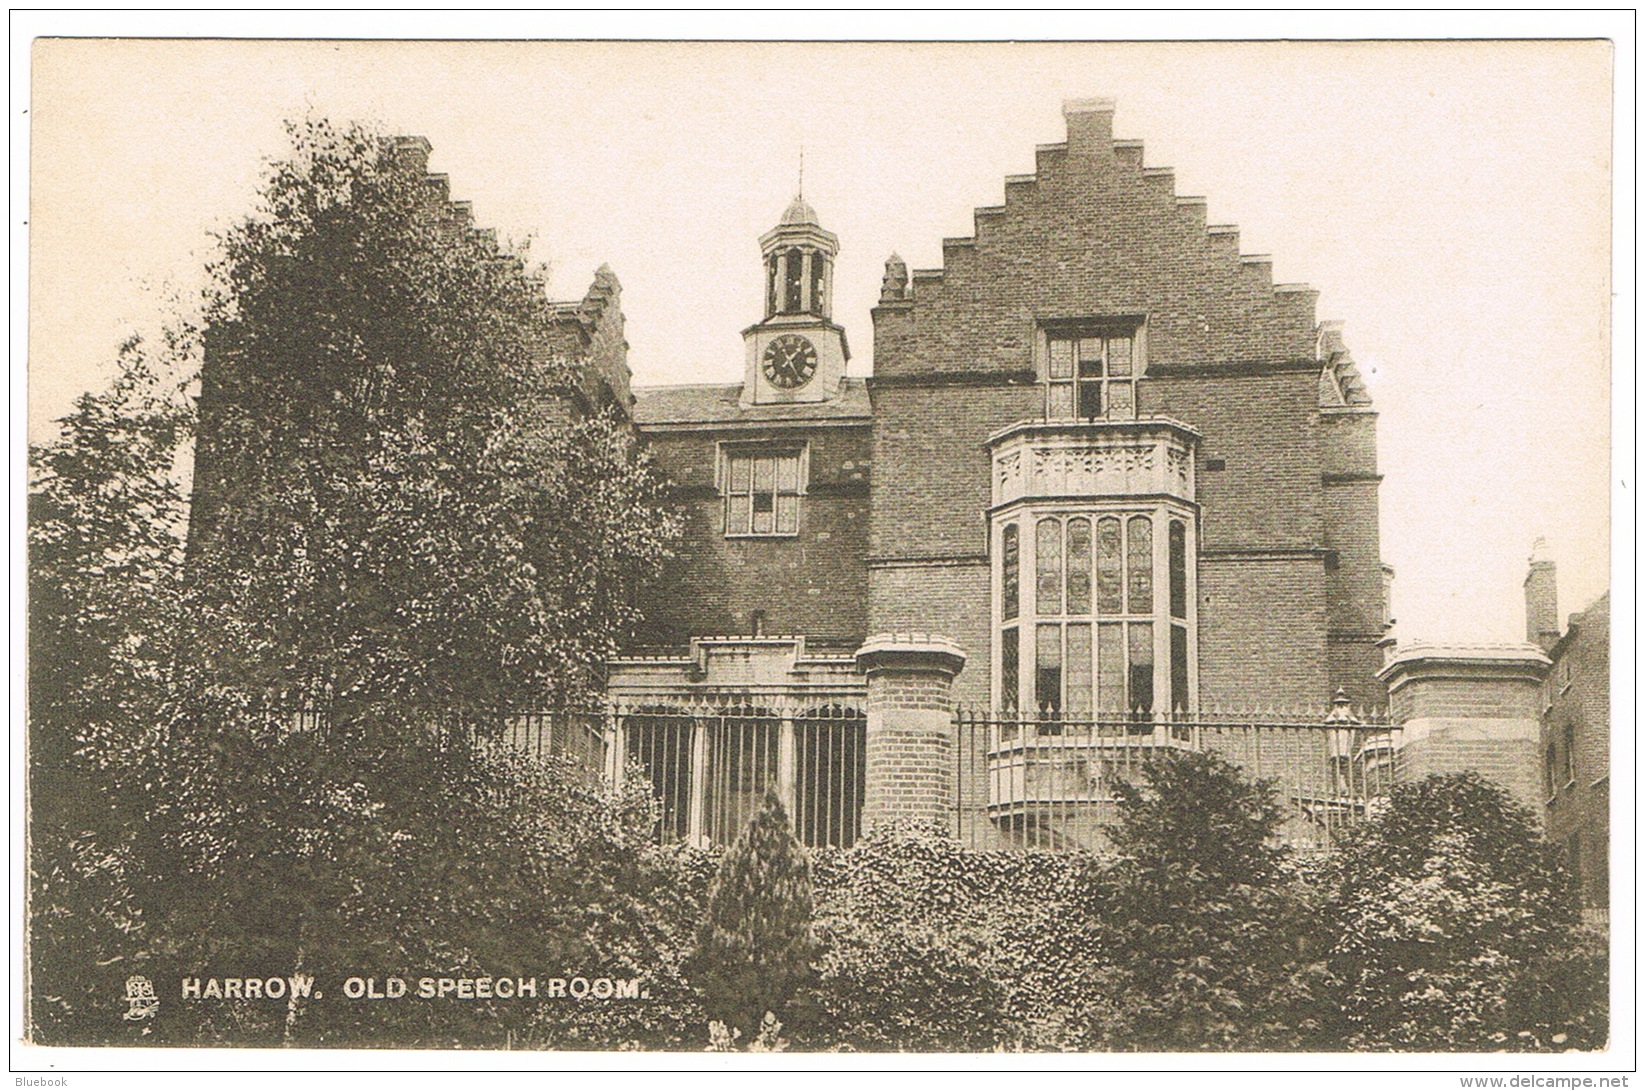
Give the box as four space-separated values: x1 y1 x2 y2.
23 32 1621 649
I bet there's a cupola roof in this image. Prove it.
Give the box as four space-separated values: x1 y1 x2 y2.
780 194 819 226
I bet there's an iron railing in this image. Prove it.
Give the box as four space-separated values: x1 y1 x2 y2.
279 696 1398 855
610 696 867 849
954 707 1400 852
277 703 609 770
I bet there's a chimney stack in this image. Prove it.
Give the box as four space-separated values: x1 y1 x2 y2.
1524 537 1560 650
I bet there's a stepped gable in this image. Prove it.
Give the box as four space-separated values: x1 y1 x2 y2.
1316 320 1373 408
387 136 522 269
546 264 634 413
387 136 633 415
884 100 1339 379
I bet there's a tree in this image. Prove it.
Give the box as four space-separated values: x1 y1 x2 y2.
27 118 684 1047
27 338 193 1042
689 790 817 1042
1324 772 1597 1050
1095 749 1322 1050
147 118 680 1043
186 118 677 719
28 336 191 794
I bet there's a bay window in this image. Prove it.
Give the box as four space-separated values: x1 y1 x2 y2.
996 506 1196 725
989 417 1199 731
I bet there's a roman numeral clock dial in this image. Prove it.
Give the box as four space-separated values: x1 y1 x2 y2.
762 334 818 390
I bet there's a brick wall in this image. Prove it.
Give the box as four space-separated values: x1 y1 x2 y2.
1381 649 1552 815
1320 409 1387 703
872 107 1317 384
867 565 990 707
635 423 871 648
1401 728 1542 813
859 642 963 830
1146 373 1323 551
868 383 1038 561
1329 639 1387 708
1389 676 1543 723
866 103 1385 715
1542 593 1610 908
1196 557 1328 707
543 266 633 416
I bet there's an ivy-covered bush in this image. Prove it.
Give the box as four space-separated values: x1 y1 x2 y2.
799 822 1111 1051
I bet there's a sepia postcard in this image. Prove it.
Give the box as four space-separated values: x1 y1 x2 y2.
14 17 1630 1082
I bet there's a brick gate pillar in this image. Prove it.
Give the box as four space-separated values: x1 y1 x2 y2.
855 633 967 832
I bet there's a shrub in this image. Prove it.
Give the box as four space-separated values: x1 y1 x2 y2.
524 842 717 1051
1501 922 1609 1051
804 914 1010 1051
687 790 817 1041
1096 749 1321 1051
801 822 1111 1052
1324 772 1593 1051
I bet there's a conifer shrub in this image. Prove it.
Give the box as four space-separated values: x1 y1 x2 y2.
687 790 817 1041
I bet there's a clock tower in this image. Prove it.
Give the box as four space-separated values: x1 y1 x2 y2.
742 195 850 405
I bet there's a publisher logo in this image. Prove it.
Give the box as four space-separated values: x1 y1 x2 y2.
122 975 159 1022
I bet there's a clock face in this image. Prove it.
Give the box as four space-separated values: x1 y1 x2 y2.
762 334 818 389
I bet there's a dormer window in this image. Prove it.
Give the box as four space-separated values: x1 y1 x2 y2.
1042 324 1144 421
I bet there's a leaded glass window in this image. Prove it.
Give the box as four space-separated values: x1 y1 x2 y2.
1043 328 1143 421
997 507 1195 723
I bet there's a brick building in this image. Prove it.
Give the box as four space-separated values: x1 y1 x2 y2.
1372 542 1610 913
608 100 1396 848
1526 541 1610 914
190 106 1575 854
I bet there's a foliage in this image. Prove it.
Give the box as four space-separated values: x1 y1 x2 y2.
1500 923 1609 1051
688 790 817 1040
805 914 1010 1052
523 841 718 1051
802 822 1110 1052
1095 749 1323 1051
27 339 194 1042
1323 773 1595 1051
27 117 682 1048
187 117 678 716
706 1012 788 1053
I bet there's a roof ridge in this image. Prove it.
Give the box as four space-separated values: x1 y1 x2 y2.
631 382 743 393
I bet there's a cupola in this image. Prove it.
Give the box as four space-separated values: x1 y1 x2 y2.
759 194 840 321
743 195 850 406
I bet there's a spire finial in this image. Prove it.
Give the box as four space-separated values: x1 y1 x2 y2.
798 145 805 198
